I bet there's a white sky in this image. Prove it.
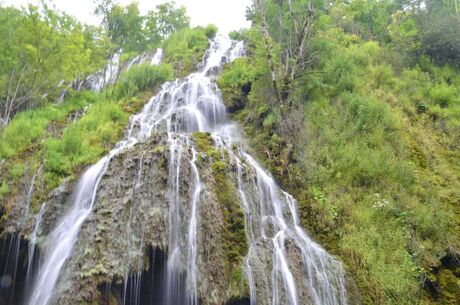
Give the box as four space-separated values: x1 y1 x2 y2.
1 0 251 34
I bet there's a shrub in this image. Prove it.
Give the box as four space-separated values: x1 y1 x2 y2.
204 24 218 39
115 63 173 98
429 84 456 108
0 95 89 160
218 58 255 112
163 27 209 75
44 100 128 182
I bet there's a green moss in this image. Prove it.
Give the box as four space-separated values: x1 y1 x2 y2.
0 181 9 200
437 269 460 304
192 132 213 152
151 145 166 154
211 159 247 268
9 163 25 180
79 263 108 279
191 132 220 161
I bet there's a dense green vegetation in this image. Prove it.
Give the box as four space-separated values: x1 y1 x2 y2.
219 0 460 304
95 0 190 53
0 4 110 125
114 63 173 98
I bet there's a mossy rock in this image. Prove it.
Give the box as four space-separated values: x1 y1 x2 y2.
211 158 248 272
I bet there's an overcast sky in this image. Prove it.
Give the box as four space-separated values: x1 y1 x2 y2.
1 0 251 34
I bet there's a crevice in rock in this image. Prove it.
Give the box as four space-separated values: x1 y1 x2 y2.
224 297 250 305
0 234 40 305
98 247 202 305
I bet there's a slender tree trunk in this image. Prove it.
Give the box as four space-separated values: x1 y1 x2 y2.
255 0 284 110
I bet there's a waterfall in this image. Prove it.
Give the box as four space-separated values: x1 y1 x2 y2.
212 124 348 305
26 142 136 305
186 147 201 305
25 35 348 305
88 48 164 92
25 202 46 284
122 154 145 305
151 48 163 66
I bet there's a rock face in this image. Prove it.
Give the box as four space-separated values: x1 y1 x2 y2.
47 133 250 305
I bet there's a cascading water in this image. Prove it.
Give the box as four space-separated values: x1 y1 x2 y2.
26 202 46 283
89 48 163 91
24 35 347 305
0 164 42 305
151 48 163 65
122 153 145 305
213 124 348 305
26 142 136 305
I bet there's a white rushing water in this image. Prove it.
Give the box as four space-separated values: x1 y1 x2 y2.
27 35 347 305
122 153 145 305
151 48 164 65
214 124 348 305
26 202 46 282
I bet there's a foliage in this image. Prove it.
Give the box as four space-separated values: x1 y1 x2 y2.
163 27 210 76
418 6 460 67
0 94 89 159
43 98 128 187
96 0 190 52
145 1 190 46
0 3 109 124
204 24 218 39
114 64 173 98
218 58 255 112
105 2 145 53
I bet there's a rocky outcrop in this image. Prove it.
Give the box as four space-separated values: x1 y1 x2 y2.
40 133 249 305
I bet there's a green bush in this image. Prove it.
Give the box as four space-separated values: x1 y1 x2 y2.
43 100 128 186
429 84 456 108
0 95 89 160
218 58 255 111
115 63 173 98
163 27 209 75
204 24 218 39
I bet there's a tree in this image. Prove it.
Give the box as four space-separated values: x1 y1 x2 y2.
388 10 419 55
254 0 318 113
144 1 190 48
94 0 115 27
418 3 460 66
106 2 145 53
0 3 108 125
